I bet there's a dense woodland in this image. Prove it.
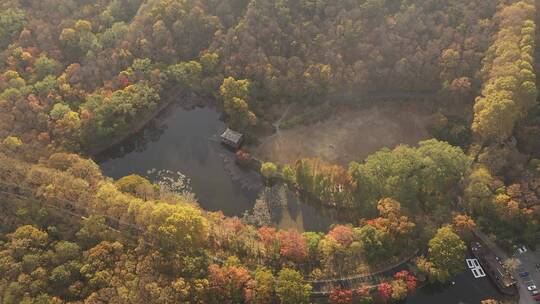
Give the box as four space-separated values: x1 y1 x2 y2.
0 0 538 303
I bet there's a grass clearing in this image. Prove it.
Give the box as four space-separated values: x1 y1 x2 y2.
251 100 440 165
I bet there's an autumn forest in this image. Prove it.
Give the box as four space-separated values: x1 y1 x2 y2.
0 0 539 303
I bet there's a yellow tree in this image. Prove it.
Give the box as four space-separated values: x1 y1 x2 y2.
219 77 257 130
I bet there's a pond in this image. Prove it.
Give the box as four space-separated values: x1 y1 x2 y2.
96 101 508 302
96 102 335 232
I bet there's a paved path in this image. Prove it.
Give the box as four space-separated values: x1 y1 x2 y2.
514 249 540 304
474 229 538 304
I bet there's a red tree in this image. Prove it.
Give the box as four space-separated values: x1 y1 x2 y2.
226 217 245 233
235 149 251 166
393 270 409 280
258 227 279 258
208 264 253 302
355 285 371 298
377 282 393 303
258 227 277 247
278 229 308 263
406 276 417 293
329 288 353 304
394 270 417 294
328 225 354 247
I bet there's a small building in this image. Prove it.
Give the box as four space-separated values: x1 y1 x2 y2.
220 128 244 149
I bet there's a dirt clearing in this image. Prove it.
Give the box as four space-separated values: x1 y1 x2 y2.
251 100 438 166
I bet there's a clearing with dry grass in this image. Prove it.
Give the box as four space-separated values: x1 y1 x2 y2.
251 100 440 166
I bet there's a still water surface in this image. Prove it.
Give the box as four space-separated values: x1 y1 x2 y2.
97 104 334 231
97 102 505 302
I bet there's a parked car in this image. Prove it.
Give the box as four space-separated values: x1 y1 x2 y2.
528 285 537 291
533 290 540 295
520 272 530 277
517 246 528 254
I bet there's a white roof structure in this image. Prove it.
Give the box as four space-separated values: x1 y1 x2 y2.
220 128 244 148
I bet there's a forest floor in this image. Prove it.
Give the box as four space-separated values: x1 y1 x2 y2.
251 99 440 166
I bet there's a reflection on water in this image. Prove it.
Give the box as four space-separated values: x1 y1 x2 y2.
96 104 335 231
245 184 336 232
96 103 507 301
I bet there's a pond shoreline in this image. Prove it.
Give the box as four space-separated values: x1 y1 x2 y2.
89 87 444 219
86 88 215 158
88 88 443 160
90 88 505 303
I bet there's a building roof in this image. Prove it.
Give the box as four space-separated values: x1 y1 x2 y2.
220 128 243 144
471 242 517 290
